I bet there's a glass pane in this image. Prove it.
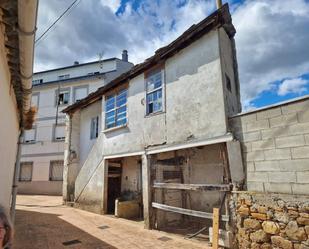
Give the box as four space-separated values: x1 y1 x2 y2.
147 93 153 103
106 111 115 119
106 96 115 111
116 118 126 126
116 95 126 107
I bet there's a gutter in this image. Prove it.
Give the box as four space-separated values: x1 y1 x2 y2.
10 0 38 221
18 0 39 128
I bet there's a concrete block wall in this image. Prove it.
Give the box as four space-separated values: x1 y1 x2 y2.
229 97 309 195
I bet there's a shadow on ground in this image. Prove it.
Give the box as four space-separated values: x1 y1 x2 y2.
13 209 117 249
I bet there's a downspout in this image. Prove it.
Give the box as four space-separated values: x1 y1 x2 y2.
10 129 24 222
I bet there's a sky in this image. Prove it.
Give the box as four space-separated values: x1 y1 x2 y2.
34 0 309 111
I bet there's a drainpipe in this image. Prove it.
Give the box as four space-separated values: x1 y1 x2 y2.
10 128 24 222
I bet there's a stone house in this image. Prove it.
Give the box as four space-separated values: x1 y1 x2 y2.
62 3 244 241
0 0 38 214
19 54 132 195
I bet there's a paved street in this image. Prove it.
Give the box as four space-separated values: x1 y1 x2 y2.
13 195 209 249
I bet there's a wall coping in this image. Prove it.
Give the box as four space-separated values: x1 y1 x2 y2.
230 94 309 118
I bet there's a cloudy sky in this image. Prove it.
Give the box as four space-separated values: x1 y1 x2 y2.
34 0 309 110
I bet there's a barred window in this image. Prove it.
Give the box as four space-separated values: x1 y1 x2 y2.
49 161 63 181
19 162 33 181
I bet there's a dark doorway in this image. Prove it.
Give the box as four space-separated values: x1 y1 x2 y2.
107 161 122 214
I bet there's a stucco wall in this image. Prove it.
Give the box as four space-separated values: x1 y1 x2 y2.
70 28 237 212
219 28 241 116
101 30 227 156
230 97 309 195
79 100 102 166
0 24 19 211
121 156 141 193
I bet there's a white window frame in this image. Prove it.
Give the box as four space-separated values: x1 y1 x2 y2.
19 162 33 182
58 74 70 80
53 123 66 142
104 88 128 129
55 88 70 106
49 160 64 181
31 92 40 108
32 79 43 85
73 85 89 103
145 68 165 116
24 126 36 144
90 116 99 139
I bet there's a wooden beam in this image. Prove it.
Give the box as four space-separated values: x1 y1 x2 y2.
212 208 219 249
153 182 232 192
152 202 229 222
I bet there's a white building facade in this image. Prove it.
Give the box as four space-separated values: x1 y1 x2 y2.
63 5 244 238
19 54 133 195
0 0 38 214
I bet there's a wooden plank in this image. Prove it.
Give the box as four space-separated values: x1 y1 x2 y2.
153 182 231 192
152 202 229 222
212 208 219 249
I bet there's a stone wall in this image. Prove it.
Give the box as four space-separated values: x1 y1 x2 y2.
235 192 309 249
229 97 309 195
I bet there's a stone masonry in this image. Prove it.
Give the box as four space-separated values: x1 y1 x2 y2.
235 192 309 249
229 97 309 195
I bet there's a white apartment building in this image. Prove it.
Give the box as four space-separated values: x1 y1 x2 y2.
19 52 133 195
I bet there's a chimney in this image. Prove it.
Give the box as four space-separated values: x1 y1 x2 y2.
74 61 79 65
216 0 222 9
122 50 128 62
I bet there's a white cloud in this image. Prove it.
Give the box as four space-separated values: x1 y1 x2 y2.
278 77 309 96
233 0 309 107
100 0 121 13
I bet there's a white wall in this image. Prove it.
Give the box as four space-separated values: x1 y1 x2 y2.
101 30 227 156
33 60 117 83
0 25 20 211
79 101 102 166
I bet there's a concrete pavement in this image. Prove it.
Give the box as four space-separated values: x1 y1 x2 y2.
13 195 210 249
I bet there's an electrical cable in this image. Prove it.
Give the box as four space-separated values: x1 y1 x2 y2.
35 0 81 44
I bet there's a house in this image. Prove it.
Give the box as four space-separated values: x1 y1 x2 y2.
19 53 133 195
0 1 38 214
62 3 244 240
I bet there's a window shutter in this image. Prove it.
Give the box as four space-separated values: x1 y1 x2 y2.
55 125 65 140
75 87 88 102
50 161 63 181
24 129 35 142
20 163 32 181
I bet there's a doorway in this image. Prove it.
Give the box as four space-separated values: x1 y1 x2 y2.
107 161 122 214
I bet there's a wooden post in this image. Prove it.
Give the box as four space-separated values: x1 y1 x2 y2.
142 153 151 229
212 208 219 249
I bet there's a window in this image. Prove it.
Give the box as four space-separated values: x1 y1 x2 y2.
32 79 43 85
49 161 63 181
54 124 65 141
105 88 127 129
146 69 163 114
226 74 232 92
58 74 70 80
74 86 88 103
24 128 36 143
19 162 33 181
90 116 99 139
56 89 70 106
31 93 39 107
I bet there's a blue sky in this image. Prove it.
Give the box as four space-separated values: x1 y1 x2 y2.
35 0 309 111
